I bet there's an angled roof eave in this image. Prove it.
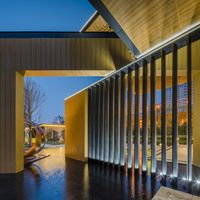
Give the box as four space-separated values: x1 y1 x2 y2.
80 11 99 32
88 0 141 57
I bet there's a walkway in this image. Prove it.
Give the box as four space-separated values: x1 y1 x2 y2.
0 147 199 200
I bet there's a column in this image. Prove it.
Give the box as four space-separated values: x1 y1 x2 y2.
187 36 192 181
100 82 105 161
161 49 167 175
109 78 115 164
114 75 120 165
134 64 140 169
142 60 148 172
150 56 156 173
172 44 178 177
120 71 126 166
127 68 133 169
104 80 109 162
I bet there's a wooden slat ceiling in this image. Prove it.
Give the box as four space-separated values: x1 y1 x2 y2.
84 13 113 32
102 0 200 53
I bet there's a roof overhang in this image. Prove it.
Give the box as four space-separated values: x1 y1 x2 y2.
87 0 200 58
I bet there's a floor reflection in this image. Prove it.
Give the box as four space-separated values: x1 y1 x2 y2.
0 147 200 200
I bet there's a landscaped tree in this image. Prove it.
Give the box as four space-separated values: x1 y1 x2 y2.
52 115 65 142
24 77 46 146
53 115 64 124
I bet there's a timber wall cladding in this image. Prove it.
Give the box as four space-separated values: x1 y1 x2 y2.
84 14 113 32
0 38 132 71
0 37 133 173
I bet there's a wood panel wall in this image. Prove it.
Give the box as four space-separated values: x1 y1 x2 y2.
0 37 132 173
0 38 132 71
102 0 200 52
84 14 113 32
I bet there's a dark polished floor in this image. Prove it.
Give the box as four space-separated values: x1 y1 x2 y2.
0 147 200 200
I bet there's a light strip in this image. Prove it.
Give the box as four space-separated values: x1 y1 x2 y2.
64 70 114 101
137 21 200 59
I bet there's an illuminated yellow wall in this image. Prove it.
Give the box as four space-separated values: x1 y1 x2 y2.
193 72 200 167
16 72 24 172
65 90 88 162
192 40 200 168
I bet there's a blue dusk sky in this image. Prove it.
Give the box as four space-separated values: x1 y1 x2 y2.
0 0 95 31
30 77 102 123
0 0 103 122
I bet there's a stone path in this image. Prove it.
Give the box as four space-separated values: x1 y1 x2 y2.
152 186 200 200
